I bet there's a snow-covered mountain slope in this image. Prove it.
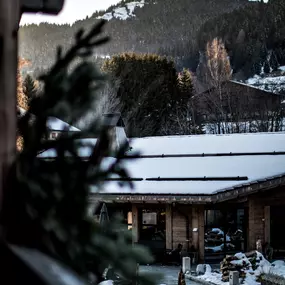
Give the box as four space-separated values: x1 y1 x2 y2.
98 0 146 21
245 66 285 95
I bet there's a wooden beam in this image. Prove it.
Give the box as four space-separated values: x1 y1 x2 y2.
98 194 212 204
131 204 139 244
264 206 270 244
198 206 205 263
165 204 172 250
192 207 199 252
248 198 264 250
0 0 20 221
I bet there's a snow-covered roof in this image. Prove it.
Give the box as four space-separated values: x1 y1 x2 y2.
18 107 80 132
128 132 285 154
47 117 80 132
96 132 285 196
38 138 98 158
230 80 282 95
245 75 285 95
194 79 280 98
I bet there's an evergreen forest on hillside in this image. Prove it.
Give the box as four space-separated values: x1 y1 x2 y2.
19 0 285 77
19 0 247 74
19 0 285 137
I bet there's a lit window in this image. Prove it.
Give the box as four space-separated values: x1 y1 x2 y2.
51 132 58 139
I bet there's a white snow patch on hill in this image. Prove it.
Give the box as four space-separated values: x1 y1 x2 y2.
98 0 145 21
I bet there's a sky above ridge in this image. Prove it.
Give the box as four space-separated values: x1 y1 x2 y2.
20 0 121 25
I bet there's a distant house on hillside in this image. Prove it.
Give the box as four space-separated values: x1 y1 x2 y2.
38 112 128 158
191 80 285 134
17 106 81 141
46 117 80 140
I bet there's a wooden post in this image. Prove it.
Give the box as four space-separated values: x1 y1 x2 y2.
264 206 270 244
166 204 173 250
248 198 264 250
198 206 205 263
132 204 139 244
192 206 205 263
0 0 20 218
191 207 199 251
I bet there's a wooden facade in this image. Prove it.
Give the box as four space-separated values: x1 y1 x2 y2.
247 186 285 257
123 203 206 263
93 180 285 264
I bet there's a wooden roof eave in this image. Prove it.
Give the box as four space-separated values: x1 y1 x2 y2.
213 173 285 203
89 193 213 204
90 173 285 204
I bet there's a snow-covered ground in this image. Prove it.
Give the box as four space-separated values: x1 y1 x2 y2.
188 252 285 285
194 270 259 285
203 119 285 134
139 265 201 285
98 0 146 21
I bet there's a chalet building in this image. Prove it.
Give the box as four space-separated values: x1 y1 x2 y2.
38 112 128 157
90 132 285 264
46 112 127 144
191 80 285 130
46 117 80 140
17 106 81 140
38 113 285 264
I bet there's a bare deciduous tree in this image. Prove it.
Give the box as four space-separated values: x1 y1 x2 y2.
77 79 121 129
206 37 232 88
161 99 203 135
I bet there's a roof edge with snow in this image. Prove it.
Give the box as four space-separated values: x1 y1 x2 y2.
90 172 285 204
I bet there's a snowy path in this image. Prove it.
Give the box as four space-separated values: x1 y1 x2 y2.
139 265 201 285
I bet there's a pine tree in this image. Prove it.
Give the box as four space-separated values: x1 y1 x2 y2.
178 68 194 96
23 74 38 104
164 68 204 135
102 52 179 137
4 21 158 285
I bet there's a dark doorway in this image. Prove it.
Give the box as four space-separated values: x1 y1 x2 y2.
137 207 166 263
271 205 285 259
